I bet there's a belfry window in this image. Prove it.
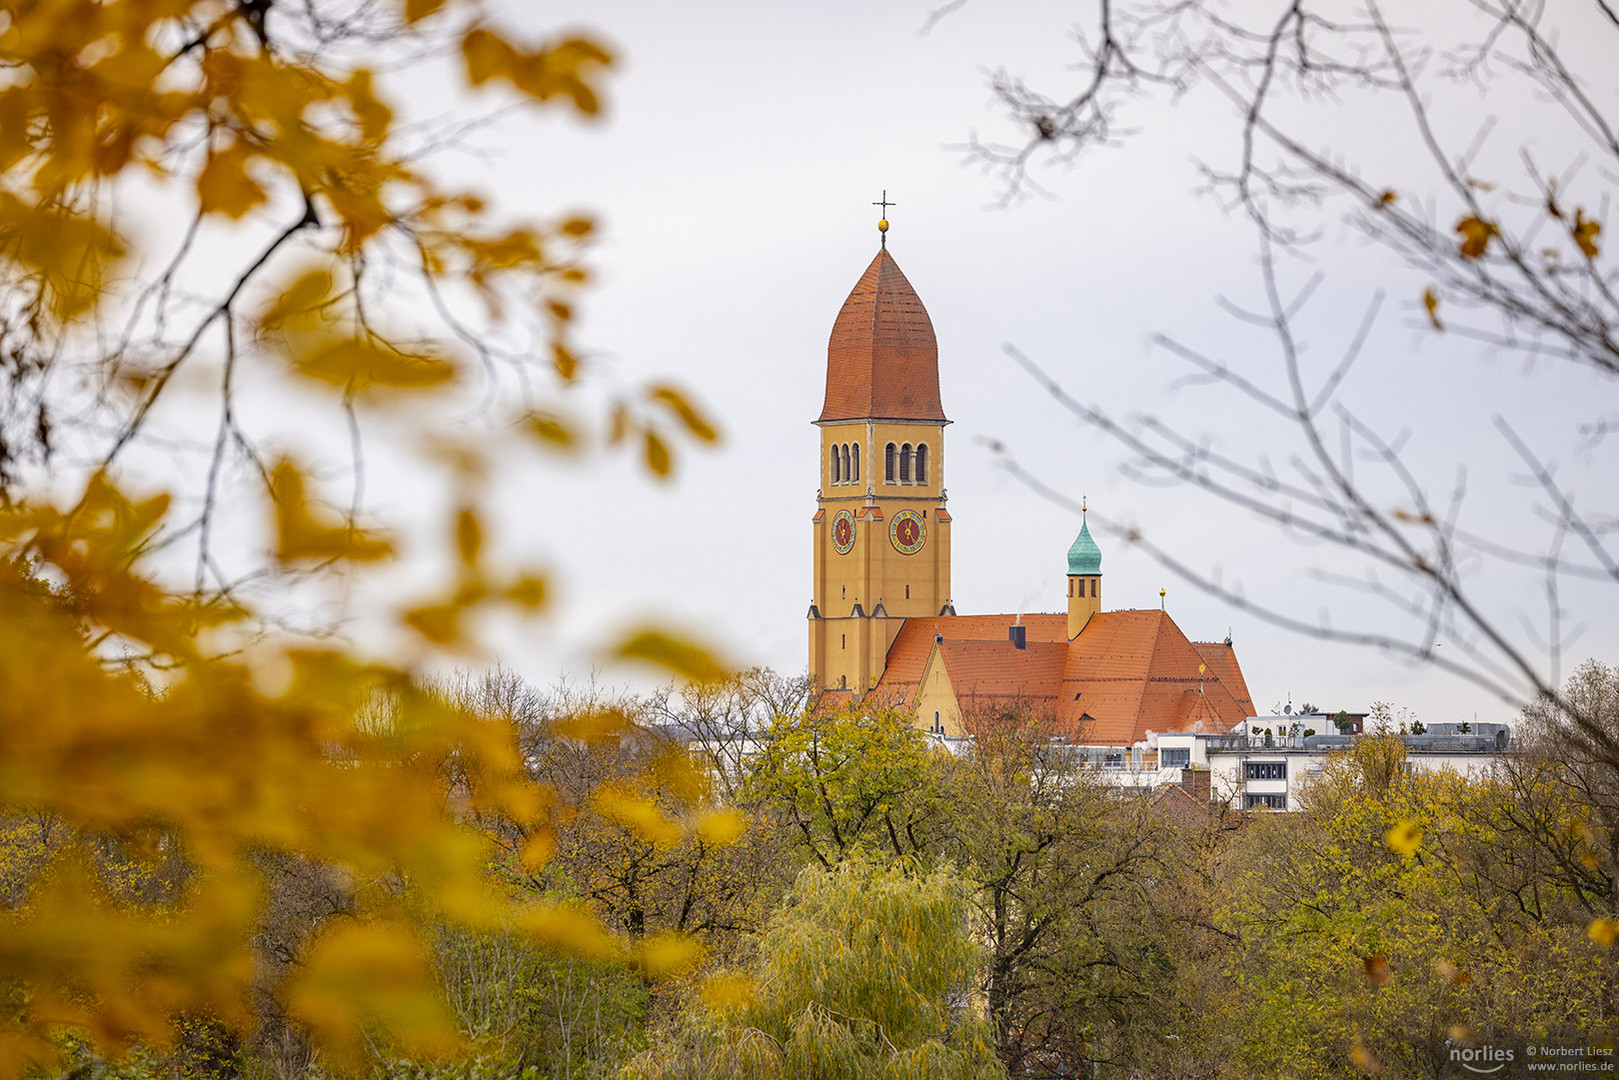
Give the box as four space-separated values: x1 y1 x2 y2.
885 443 896 482
915 443 928 484
841 445 851 484
899 444 912 483
850 443 860 482
830 447 841 485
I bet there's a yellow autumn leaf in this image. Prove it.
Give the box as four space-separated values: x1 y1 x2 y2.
196 141 268 219
271 460 393 563
505 573 548 609
0 192 126 322
522 411 578 451
517 903 621 961
1456 215 1497 259
1573 208 1602 259
1384 819 1423 858
553 343 579 380
613 627 730 682
593 787 683 848
404 602 462 645
1350 1034 1383 1075
1423 287 1442 330
1589 917 1619 948
519 827 556 869
699 972 756 1013
650 747 708 805
454 507 481 565
258 266 335 335
461 28 513 86
650 383 720 442
644 429 671 478
1363 954 1392 987
553 708 635 745
402 0 445 23
343 69 393 144
291 337 457 392
283 921 462 1069
635 932 704 979
694 809 746 846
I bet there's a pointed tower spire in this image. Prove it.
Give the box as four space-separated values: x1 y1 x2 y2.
1066 501 1103 639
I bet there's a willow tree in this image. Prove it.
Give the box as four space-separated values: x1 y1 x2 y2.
623 861 1006 1080
0 0 720 1074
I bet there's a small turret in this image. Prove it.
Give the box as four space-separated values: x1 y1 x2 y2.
1066 505 1102 639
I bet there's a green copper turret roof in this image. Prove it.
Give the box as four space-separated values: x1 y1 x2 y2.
1067 518 1102 576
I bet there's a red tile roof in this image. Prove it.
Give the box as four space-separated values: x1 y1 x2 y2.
869 610 1254 746
818 251 947 423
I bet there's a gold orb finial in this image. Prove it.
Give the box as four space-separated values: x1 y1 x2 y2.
878 218 889 233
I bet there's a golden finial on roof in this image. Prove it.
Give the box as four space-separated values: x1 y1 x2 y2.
1159 587 1167 611
873 189 896 250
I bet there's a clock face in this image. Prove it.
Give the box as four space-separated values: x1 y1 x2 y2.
832 510 855 554
889 509 925 555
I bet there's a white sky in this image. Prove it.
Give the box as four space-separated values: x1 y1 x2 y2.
166 0 1618 727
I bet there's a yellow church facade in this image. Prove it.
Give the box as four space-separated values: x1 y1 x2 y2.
808 224 1258 748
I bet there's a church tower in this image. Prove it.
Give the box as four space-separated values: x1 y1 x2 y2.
1066 508 1102 639
809 219 951 697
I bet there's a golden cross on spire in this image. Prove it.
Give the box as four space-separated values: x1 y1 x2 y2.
873 190 896 249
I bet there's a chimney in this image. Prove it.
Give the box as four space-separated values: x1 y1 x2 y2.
1180 767 1210 803
1009 625 1026 650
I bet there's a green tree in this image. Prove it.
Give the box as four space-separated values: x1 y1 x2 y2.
938 722 1178 1077
1221 745 1615 1078
622 861 1005 1080
747 704 946 867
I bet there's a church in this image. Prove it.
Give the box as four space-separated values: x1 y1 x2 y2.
807 221 1255 746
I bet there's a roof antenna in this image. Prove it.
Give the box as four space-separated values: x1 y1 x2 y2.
873 190 896 250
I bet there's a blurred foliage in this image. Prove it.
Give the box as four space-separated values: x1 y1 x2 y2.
0 0 725 1073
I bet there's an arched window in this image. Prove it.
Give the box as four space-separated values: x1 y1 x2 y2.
830 445 840 485
915 443 929 484
885 443 896 482
851 443 860 482
841 444 851 484
899 444 912 483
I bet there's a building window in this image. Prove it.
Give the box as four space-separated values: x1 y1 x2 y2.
845 444 854 483
1103 752 1124 769
841 634 846 649
851 442 860 482
1245 793 1287 810
1068 579 1074 597
934 710 941 733
830 448 840 485
885 443 896 482
915 443 928 483
1245 761 1287 781
1161 748 1191 768
1090 578 1098 598
899 444 912 483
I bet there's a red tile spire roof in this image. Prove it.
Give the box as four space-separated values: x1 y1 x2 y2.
818 250 948 423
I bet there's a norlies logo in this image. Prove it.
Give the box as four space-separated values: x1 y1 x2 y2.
1448 1042 1515 1075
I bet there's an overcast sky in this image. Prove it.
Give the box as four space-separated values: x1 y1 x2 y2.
350 0 1619 727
